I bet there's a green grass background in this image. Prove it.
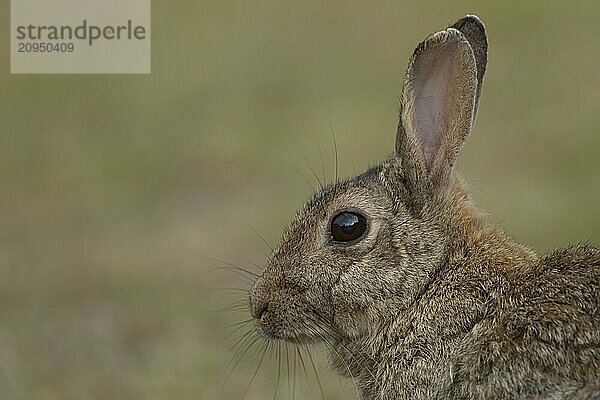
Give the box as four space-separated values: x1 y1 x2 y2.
0 1 598 399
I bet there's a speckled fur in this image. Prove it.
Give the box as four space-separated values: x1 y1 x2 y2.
249 15 599 399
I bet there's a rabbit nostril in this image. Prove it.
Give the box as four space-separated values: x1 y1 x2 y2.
251 299 269 320
255 303 268 320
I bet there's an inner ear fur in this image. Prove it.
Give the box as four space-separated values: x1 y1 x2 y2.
396 20 482 200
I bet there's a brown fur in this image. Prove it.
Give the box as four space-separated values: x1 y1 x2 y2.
248 15 599 399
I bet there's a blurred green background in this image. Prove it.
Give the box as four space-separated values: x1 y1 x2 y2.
1 1 598 399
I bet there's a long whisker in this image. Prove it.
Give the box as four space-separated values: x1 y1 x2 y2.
228 329 254 355
220 320 253 344
221 299 247 310
272 342 281 400
328 117 339 182
250 225 276 255
296 346 310 387
291 344 297 400
255 245 272 260
222 306 250 313
305 311 379 387
225 318 253 330
249 262 264 271
305 346 325 400
296 168 316 192
304 320 361 398
225 330 261 383
216 287 250 294
318 142 327 186
206 255 260 274
285 342 291 397
304 157 324 189
241 341 268 400
222 330 260 391
210 267 256 286
209 258 259 278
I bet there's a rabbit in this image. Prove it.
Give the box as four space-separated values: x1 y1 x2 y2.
248 15 599 400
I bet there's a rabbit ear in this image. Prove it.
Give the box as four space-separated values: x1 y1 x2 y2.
450 15 488 123
396 24 478 194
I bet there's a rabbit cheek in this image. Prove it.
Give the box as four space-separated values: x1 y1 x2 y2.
330 279 372 337
333 306 371 338
329 256 409 337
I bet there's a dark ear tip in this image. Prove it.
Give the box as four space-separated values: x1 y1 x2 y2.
451 15 487 43
453 15 486 33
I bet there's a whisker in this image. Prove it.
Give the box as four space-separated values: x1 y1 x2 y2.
220 320 253 344
304 320 361 398
304 157 324 189
226 330 259 376
222 299 247 309
232 329 259 355
318 142 327 186
225 318 253 330
328 116 339 182
291 345 297 400
304 312 379 389
315 320 377 382
222 330 260 391
215 287 250 296
241 341 268 400
255 245 272 260
205 255 259 272
222 305 249 313
305 346 325 400
210 267 255 286
272 342 281 400
296 168 316 192
296 346 310 385
249 262 264 271
285 342 291 398
250 225 277 256
208 257 259 278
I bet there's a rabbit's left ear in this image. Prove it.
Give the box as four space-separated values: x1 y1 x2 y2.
396 15 487 194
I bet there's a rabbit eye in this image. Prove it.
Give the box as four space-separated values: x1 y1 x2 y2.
331 212 367 242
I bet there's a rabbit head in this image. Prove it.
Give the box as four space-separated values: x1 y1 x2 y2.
250 15 488 343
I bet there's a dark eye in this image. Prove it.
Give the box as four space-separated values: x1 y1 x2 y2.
331 212 367 242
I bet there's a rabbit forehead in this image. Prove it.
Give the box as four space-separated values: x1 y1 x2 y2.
320 184 392 217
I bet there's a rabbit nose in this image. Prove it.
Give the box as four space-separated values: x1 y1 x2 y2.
250 277 270 320
250 293 270 320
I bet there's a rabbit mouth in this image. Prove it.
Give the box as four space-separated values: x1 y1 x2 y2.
256 328 328 346
253 308 331 345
